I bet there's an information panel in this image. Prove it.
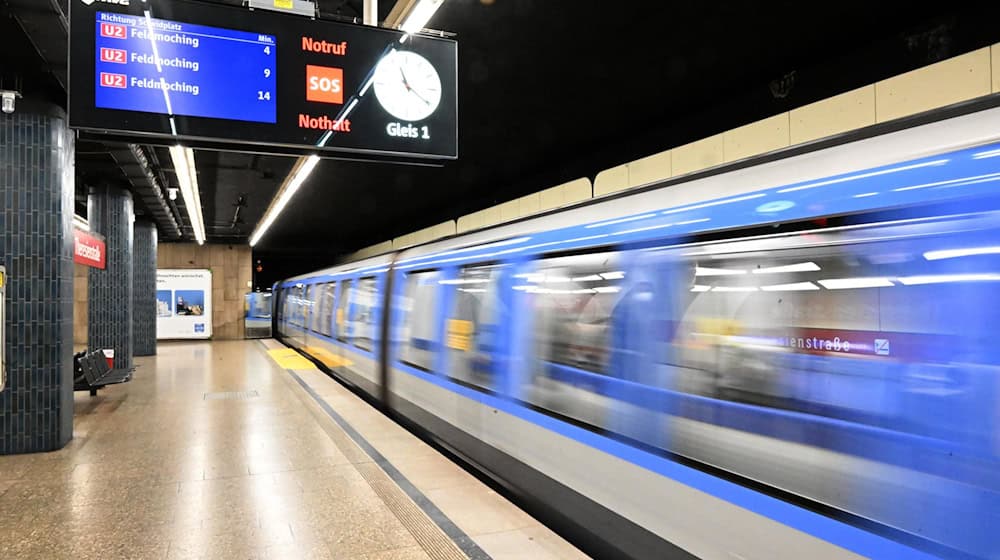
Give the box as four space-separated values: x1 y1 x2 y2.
70 0 457 160
157 269 213 340
94 12 277 123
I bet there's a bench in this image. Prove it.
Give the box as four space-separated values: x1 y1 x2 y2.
73 350 134 396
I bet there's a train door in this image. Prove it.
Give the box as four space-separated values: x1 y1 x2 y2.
301 284 315 348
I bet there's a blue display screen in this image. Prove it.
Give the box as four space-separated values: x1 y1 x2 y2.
93 12 277 124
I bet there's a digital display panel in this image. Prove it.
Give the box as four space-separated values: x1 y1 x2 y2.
94 12 277 123
70 0 457 160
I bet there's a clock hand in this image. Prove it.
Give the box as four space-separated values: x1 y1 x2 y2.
408 88 432 106
399 66 411 90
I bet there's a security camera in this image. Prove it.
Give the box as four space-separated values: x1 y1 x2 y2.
1 91 21 115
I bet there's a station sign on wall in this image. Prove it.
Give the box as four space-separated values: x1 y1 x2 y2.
73 229 106 269
68 0 457 160
157 269 213 339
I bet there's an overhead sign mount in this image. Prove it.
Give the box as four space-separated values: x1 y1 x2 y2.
247 0 316 18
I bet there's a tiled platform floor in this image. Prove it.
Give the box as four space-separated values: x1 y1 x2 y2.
0 340 588 560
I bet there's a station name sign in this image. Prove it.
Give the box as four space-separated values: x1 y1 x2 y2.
69 0 457 160
74 229 107 269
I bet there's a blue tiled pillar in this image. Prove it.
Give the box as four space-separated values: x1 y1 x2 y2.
88 184 134 371
133 219 157 356
0 105 75 454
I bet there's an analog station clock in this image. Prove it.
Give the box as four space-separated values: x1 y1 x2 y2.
373 50 442 122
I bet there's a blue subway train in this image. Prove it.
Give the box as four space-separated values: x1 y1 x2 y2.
275 106 1000 560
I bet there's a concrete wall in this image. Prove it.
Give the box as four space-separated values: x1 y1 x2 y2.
157 243 252 340
73 263 88 346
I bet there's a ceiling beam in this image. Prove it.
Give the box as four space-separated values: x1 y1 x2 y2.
5 0 68 90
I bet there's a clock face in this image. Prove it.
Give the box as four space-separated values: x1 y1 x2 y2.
373 50 442 122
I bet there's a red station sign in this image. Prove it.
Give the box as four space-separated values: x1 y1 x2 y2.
74 229 107 269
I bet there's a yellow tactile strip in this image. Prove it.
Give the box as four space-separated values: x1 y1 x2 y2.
266 348 315 370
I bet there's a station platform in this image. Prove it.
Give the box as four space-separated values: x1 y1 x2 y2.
0 340 588 560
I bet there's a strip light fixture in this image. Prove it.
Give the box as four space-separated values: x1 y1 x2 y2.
818 277 893 290
250 155 321 247
924 246 1000 261
73 215 90 231
169 145 206 245
397 0 445 34
751 262 821 274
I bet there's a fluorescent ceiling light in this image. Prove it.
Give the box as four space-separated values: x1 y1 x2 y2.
690 285 711 292
760 282 820 291
695 266 747 276
512 273 571 284
853 192 879 198
399 0 445 34
923 246 1000 260
73 215 89 231
572 275 603 282
439 278 490 285
401 236 531 264
712 286 758 292
593 286 621 293
662 194 766 215
972 147 1000 159
777 159 949 194
751 262 820 274
169 145 206 245
897 274 1000 285
585 213 657 229
818 277 893 290
892 171 1000 193
600 271 625 280
250 155 321 247
458 288 487 293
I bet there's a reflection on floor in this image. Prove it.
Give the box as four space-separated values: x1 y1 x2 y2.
0 340 588 560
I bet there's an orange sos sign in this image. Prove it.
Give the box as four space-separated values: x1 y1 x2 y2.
306 65 343 105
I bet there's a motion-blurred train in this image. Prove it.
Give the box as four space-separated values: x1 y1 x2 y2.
276 104 1000 560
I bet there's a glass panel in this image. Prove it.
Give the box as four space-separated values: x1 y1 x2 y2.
399 270 441 370
445 264 504 390
336 279 352 341
351 277 379 351
316 282 335 337
527 252 624 374
521 252 623 428
304 284 315 330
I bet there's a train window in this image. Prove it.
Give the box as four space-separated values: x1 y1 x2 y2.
400 270 441 371
651 222 1000 422
351 277 379 351
290 285 304 327
316 282 336 337
303 284 316 331
445 264 505 390
527 252 624 375
336 279 352 342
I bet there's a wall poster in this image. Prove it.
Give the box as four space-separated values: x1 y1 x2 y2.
156 268 213 339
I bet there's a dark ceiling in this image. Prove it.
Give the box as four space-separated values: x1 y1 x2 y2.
4 0 1000 283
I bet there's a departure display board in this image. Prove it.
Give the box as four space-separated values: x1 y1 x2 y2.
69 0 457 160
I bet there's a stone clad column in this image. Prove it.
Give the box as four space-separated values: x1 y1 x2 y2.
133 219 157 356
0 103 75 453
88 184 134 371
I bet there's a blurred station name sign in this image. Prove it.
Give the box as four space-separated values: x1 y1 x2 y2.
73 229 107 269
69 0 457 161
